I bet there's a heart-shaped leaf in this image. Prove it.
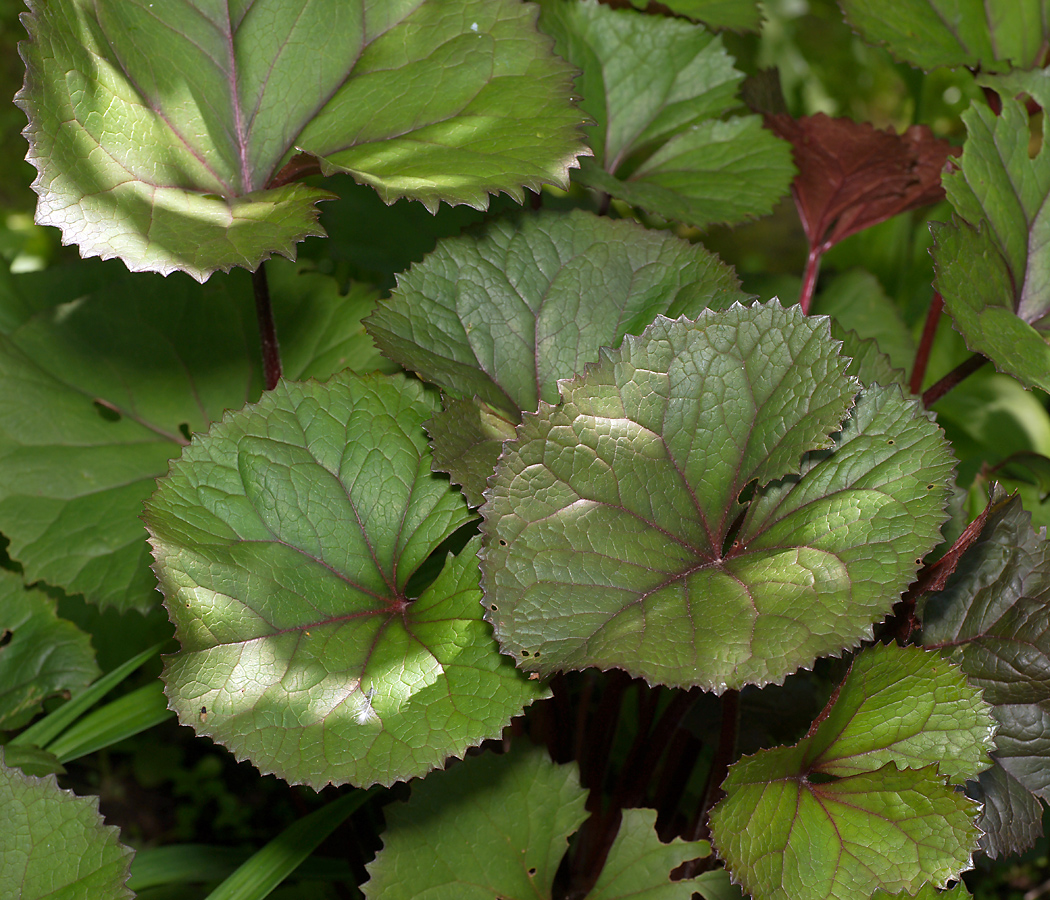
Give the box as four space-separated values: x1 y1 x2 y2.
709 644 990 900
922 493 1050 856
0 571 98 731
538 0 794 228
838 0 1050 70
933 78 1050 391
482 303 954 691
1 746 133 899
363 743 590 900
147 373 546 789
17 0 589 281
0 259 387 613
367 209 747 504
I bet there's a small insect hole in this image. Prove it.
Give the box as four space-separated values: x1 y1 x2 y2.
499 540 508 546
521 649 530 657
887 439 895 445
178 422 192 441
0 629 11 649
93 400 121 422
528 868 537 877
926 484 936 490
490 604 498 611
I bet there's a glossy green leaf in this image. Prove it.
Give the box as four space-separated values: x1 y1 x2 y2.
922 494 1050 856
482 303 954 691
0 259 386 612
538 0 794 228
838 0 1049 70
628 0 762 31
933 83 1050 392
367 209 747 504
709 645 988 900
587 808 711 900
17 0 589 281
965 760 1045 859
147 374 546 789
0 570 97 730
0 746 134 899
363 743 588 900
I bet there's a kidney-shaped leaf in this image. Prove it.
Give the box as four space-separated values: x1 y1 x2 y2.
147 374 546 789
0 746 133 899
838 0 1049 70
538 0 794 228
482 303 954 691
709 644 989 900
0 259 387 614
933 79 1050 391
17 0 589 281
922 494 1050 856
367 209 748 504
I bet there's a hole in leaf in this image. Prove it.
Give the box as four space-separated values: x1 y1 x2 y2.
927 484 936 490
887 439 895 445
179 422 192 441
499 539 507 546
93 400 121 422
528 868 537 877
521 649 530 657
0 628 11 649
489 604 498 611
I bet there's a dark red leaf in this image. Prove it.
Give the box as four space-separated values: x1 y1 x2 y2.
766 113 959 252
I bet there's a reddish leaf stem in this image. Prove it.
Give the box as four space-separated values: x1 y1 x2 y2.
910 292 944 395
799 244 824 315
921 353 987 408
252 262 282 390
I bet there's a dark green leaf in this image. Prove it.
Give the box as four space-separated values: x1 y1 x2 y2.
18 0 589 280
922 494 1050 856
363 743 589 900
482 304 954 690
0 570 98 730
367 209 747 504
0 259 386 612
933 88 1050 391
0 745 65 778
965 761 1045 859
148 374 545 788
709 644 989 900
0 746 134 898
629 0 762 30
838 0 1049 70
538 0 794 228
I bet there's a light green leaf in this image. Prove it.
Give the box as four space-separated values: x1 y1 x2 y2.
0 259 386 613
363 743 589 900
0 570 98 730
838 0 1049 70
872 882 972 898
587 808 711 900
629 0 763 31
538 0 793 228
147 374 546 789
482 303 954 691
0 746 134 899
18 0 589 281
933 81 1050 391
709 645 988 900
367 209 747 504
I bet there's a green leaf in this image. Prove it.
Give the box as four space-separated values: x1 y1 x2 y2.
0 745 66 778
838 0 1050 70
933 84 1050 391
482 303 954 691
709 645 988 900
363 743 589 900
538 0 794 228
965 761 1045 859
587 808 711 900
629 0 763 31
367 209 747 504
0 570 98 730
872 882 972 899
207 788 375 900
922 494 1050 856
0 746 134 899
147 374 546 788
17 0 589 281
0 259 386 612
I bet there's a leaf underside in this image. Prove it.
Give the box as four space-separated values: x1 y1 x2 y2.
147 374 546 789
17 0 589 280
367 208 747 504
482 303 954 691
709 644 990 900
538 0 794 228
